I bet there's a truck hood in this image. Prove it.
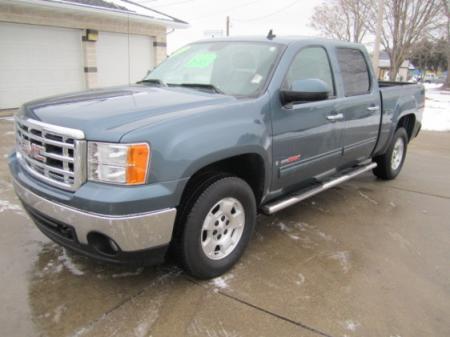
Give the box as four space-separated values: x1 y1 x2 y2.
21 85 236 142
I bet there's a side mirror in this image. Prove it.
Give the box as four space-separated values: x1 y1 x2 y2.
280 79 330 105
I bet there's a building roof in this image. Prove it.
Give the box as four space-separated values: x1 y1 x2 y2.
17 0 188 27
378 51 412 69
380 50 390 60
64 0 130 11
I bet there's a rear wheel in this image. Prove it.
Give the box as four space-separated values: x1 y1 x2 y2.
373 127 408 180
177 176 256 279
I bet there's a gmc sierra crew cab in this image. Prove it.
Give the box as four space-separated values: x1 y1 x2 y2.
9 37 424 279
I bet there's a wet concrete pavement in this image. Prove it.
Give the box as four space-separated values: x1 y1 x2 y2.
0 117 449 337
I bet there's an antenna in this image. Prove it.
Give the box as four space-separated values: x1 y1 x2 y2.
267 29 276 40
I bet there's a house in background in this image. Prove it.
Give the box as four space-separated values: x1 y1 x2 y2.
377 51 414 81
0 0 188 110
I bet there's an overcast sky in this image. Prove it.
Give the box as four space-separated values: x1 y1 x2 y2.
135 0 325 53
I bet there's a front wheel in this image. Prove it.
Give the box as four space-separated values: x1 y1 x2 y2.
178 176 256 279
373 127 408 180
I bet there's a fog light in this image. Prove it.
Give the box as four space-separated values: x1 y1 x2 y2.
87 232 121 256
108 238 119 252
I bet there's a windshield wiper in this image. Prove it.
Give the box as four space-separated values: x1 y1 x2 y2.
170 83 225 94
137 79 167 86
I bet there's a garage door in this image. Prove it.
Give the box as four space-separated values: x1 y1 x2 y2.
0 23 85 109
96 32 154 87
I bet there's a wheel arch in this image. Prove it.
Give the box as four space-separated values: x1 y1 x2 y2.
396 113 416 141
180 152 267 207
170 153 266 266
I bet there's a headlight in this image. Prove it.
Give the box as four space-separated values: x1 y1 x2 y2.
88 142 150 185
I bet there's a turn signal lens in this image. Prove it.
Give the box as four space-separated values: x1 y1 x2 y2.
127 144 150 185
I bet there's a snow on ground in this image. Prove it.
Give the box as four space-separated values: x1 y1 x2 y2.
112 267 144 278
328 251 351 273
0 199 22 213
423 83 450 132
210 273 234 290
58 249 84 276
341 319 361 332
0 116 14 121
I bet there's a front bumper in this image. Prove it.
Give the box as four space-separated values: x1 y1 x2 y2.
13 178 177 257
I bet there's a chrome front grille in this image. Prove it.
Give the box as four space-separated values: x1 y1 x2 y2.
15 118 86 191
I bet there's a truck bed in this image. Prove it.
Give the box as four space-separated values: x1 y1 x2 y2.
373 81 425 157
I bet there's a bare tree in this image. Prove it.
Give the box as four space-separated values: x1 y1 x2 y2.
311 0 444 80
441 0 450 88
310 0 369 43
365 0 444 80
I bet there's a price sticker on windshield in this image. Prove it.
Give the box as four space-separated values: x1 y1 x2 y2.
186 52 217 68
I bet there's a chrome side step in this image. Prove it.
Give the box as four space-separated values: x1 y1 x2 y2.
262 162 377 214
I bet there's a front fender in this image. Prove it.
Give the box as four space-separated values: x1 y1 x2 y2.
120 96 273 189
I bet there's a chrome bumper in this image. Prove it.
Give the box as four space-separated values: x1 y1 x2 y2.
13 179 177 252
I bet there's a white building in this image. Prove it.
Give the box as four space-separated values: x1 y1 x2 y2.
377 51 413 81
0 0 188 110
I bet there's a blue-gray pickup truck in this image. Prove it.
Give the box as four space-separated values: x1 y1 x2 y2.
9 37 424 278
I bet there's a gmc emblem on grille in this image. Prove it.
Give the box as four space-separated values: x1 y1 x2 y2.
21 140 45 162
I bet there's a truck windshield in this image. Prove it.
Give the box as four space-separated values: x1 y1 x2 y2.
143 41 282 97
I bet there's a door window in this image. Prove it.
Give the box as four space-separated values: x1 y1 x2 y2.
284 47 335 97
336 48 371 96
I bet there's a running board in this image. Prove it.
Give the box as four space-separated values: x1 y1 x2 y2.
262 162 377 214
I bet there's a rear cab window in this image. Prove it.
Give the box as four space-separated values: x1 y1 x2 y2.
335 48 371 96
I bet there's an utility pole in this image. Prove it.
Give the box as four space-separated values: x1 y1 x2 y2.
226 16 230 36
372 0 385 79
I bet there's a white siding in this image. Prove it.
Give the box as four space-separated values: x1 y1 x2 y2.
96 31 154 87
0 22 85 109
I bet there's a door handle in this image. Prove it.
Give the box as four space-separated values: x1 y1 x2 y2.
326 113 344 121
367 106 380 112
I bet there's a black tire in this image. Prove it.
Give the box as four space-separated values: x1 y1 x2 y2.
373 127 408 180
177 176 256 279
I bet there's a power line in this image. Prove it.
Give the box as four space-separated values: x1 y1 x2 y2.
189 0 264 21
233 0 301 22
136 0 271 22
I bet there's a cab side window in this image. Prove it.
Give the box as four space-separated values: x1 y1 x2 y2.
284 47 335 97
336 48 371 96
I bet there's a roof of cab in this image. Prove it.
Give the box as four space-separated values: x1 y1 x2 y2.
192 36 365 49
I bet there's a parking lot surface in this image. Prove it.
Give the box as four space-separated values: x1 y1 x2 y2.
1 117 449 337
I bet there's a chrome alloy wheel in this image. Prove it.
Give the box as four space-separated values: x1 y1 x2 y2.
391 137 405 171
200 197 245 260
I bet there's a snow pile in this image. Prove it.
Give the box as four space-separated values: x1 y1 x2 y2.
423 84 450 132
